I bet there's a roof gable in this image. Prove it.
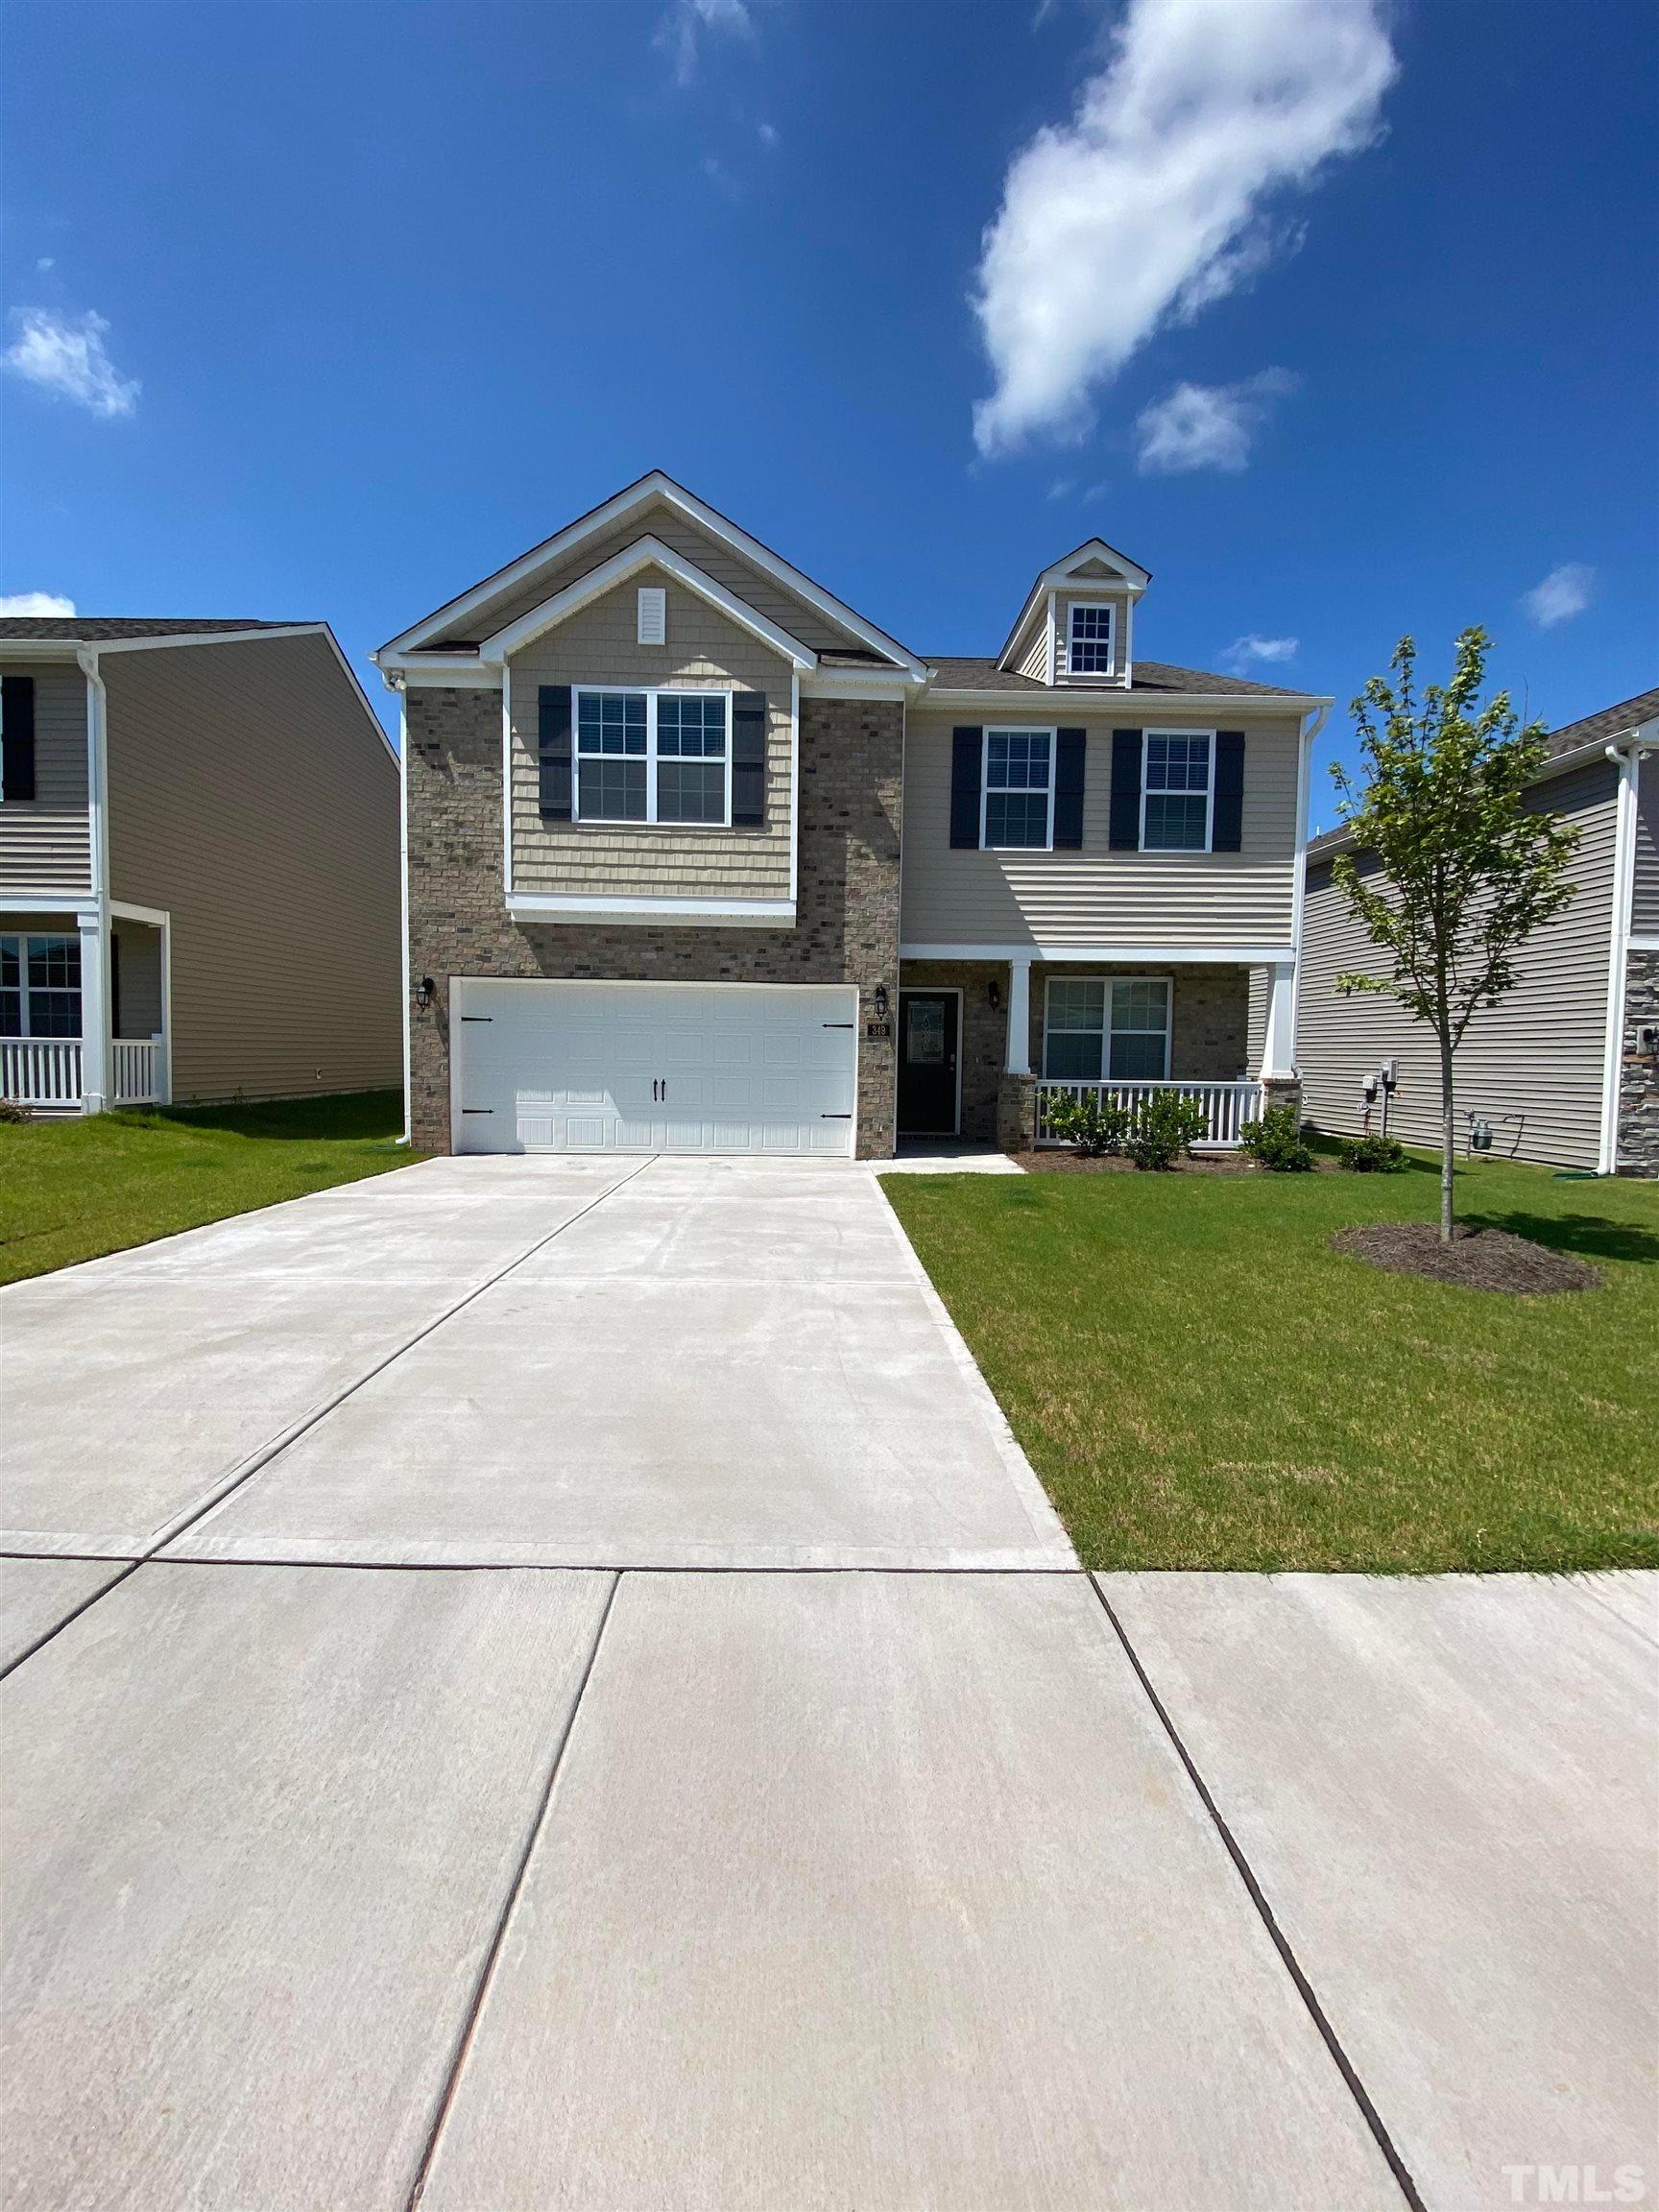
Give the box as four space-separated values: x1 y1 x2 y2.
998 537 1152 670
485 540 816 670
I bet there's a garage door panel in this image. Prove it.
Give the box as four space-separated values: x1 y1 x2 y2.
455 982 857 1158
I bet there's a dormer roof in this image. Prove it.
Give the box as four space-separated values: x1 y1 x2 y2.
997 539 1152 673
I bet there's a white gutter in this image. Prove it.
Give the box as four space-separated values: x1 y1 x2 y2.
1287 703 1328 1068
1598 730 1655 1172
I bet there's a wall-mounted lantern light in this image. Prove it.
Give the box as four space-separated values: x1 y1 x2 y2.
414 975 435 1012
988 979 1002 1013
873 982 889 1018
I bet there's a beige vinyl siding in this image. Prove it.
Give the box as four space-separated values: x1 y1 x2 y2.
1054 592 1129 685
103 632 401 1103
900 709 1301 950
442 501 863 659
509 568 792 902
1295 761 1619 1169
1633 754 1659 936
111 916 163 1037
0 661 91 895
1017 621 1049 684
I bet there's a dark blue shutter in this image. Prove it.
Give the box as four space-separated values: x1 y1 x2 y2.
537 685 572 819
950 727 982 848
1053 728 1086 849
1213 731 1245 851
1109 730 1142 850
732 691 767 827
1 675 36 803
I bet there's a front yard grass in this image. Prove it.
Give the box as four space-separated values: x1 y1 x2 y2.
885 1151 1659 1574
0 1091 414 1287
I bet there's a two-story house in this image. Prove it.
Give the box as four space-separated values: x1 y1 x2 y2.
378 474 1329 1160
0 620 401 1115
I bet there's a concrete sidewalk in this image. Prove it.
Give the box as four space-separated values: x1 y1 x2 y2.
1 1156 1653 2210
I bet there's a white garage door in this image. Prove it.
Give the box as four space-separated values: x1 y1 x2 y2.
451 979 859 1157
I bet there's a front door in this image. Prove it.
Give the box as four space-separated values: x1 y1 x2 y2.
897 991 960 1136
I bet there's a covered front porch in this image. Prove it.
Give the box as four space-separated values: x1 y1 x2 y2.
895 950 1299 1152
2 904 170 1115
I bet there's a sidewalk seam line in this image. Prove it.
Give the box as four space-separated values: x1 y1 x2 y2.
1088 1576 1427 2212
405 1568 624 2211
0 1159 658 1683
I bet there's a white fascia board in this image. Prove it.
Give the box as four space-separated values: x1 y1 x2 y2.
479 538 817 670
923 688 1330 716
383 660 503 689
507 891 795 927
800 668 923 700
900 941 1296 966
0 891 99 915
381 470 927 677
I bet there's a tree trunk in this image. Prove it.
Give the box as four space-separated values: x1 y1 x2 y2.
1438 1034 1456 1244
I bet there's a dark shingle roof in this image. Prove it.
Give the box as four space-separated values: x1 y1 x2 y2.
924 655 1305 698
1306 683 1659 859
0 617 308 641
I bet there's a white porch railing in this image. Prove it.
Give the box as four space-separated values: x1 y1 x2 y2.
2 1039 84 1109
112 1036 164 1105
1036 1078 1263 1149
2 1035 165 1111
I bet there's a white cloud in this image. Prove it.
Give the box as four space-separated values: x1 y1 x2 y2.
0 591 76 617
1047 476 1077 499
1137 369 1296 472
971 0 1396 454
758 121 779 148
36 256 55 273
1523 562 1594 629
1225 632 1299 674
4 308 139 419
659 0 753 86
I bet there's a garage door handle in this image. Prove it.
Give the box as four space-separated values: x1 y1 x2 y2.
823 1022 854 1029
821 1113 852 1119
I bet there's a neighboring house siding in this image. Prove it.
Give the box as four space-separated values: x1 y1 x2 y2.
900 709 1301 949
1633 754 1658 937
508 570 793 902
103 633 401 1102
439 502 859 658
407 687 902 1158
1295 761 1619 1169
0 661 91 895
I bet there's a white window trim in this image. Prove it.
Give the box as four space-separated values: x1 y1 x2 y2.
1140 730 1216 854
1 930 84 1041
980 726 1056 853
1042 972 1173 1083
571 684 733 829
1067 600 1116 680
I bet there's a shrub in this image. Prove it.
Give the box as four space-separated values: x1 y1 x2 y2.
1045 1093 1128 1157
0 1097 31 1125
1337 1131 1409 1173
1125 1091 1210 1171
1238 1104 1315 1172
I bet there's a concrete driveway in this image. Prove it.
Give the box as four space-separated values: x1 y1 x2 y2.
1 1155 1653 2211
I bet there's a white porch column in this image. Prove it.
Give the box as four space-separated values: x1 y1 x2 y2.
78 908 109 1114
1259 959 1297 1080
1005 955 1032 1075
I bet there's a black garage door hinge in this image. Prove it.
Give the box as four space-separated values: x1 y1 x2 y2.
823 1022 854 1029
820 1113 853 1119
460 1015 493 1022
461 1107 494 1115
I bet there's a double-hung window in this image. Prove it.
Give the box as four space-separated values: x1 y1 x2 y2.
1142 733 1213 852
1068 602 1114 677
573 687 732 827
1044 976 1170 1082
982 729 1053 850
0 933 82 1040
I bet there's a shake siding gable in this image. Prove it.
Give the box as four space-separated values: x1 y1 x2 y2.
900 708 1300 949
102 632 401 1102
508 567 793 902
0 660 91 894
1295 760 1620 1169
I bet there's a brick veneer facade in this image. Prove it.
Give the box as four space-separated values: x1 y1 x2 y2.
405 687 903 1158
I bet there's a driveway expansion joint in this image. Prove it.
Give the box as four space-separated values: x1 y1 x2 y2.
1088 1574 1429 2212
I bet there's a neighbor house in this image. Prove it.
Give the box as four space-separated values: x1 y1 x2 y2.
0 620 401 1114
376 473 1331 1160
1296 687 1659 1176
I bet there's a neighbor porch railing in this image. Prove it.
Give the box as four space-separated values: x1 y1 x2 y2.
2 1035 165 1111
1035 1078 1263 1149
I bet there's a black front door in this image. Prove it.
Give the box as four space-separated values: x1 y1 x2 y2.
898 991 959 1136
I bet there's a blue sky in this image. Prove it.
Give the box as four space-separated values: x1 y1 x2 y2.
4 0 1654 826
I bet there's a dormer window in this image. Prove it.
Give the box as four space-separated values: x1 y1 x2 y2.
1069 603 1114 677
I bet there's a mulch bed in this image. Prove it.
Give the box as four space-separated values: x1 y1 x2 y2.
1012 1149 1339 1175
1330 1220 1600 1295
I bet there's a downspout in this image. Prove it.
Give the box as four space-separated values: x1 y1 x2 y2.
75 649 111 1114
393 676 412 1148
1598 735 1645 1174
1286 703 1327 1070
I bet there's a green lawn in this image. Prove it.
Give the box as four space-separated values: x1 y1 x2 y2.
0 1092 415 1286
885 1152 1659 1575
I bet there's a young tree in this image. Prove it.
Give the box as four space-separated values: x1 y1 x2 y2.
1330 627 1578 1242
